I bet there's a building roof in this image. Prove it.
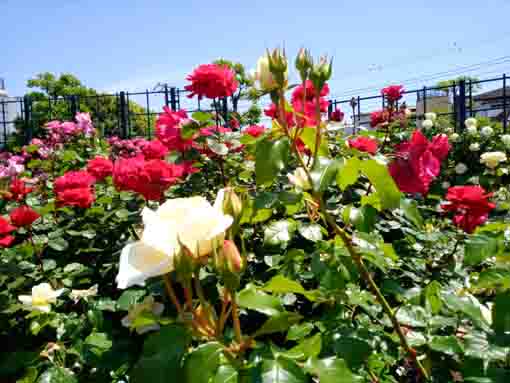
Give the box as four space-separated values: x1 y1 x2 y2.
473 87 510 101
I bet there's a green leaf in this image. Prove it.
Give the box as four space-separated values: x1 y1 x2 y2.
237 284 283 316
263 275 318 302
305 357 361 383
337 157 361 190
115 209 130 219
214 365 238 383
17 367 38 383
492 292 510 343
261 356 307 383
117 289 146 310
310 158 340 192
84 332 112 354
131 325 190 383
474 268 510 291
360 159 400 210
184 342 223 383
279 334 322 360
424 281 443 315
334 336 372 369
256 137 290 186
287 323 314 341
299 127 329 157
192 111 213 122
395 305 429 328
264 220 297 248
429 336 464 356
298 224 323 242
48 238 68 252
240 198 273 224
254 312 303 337
400 198 424 228
37 367 77 383
464 234 502 267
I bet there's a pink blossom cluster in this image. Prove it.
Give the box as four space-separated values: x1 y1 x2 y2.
44 112 95 143
0 153 26 179
108 137 150 158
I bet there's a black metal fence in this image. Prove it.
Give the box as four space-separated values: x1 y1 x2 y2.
0 85 231 147
328 74 510 134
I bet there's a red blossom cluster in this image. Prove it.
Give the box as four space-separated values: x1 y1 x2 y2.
330 108 344 122
185 64 238 100
348 136 378 155
388 130 450 195
442 186 496 233
291 80 329 127
155 108 194 153
3 178 34 202
87 156 114 181
381 85 404 103
54 171 96 209
0 217 16 247
370 110 390 128
10 206 40 227
244 125 266 138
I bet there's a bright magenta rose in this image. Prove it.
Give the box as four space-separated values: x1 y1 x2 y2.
0 217 15 247
381 85 404 103
388 130 450 195
142 140 169 160
87 156 113 181
185 64 238 100
442 186 495 233
348 137 378 155
9 205 40 227
155 107 194 152
244 125 266 138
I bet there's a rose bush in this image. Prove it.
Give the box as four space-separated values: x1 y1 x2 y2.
0 48 510 383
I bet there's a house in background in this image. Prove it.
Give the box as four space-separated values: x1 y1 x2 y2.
0 78 18 144
473 87 510 122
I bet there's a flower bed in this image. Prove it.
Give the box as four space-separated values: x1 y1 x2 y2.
1 49 509 383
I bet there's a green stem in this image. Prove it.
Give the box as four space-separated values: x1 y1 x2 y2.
230 291 242 343
312 90 322 166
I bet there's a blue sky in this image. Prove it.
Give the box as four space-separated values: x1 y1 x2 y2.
3 0 510 104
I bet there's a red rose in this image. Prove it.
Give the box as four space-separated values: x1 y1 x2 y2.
291 80 329 127
57 188 95 208
142 140 169 160
388 131 450 195
370 110 389 128
330 108 344 122
442 186 495 233
244 125 266 138
229 117 240 130
54 171 95 193
264 103 295 127
0 217 16 247
291 80 329 102
381 85 404 103
155 107 194 152
5 178 33 201
10 205 40 227
87 156 113 181
184 64 238 100
348 137 378 155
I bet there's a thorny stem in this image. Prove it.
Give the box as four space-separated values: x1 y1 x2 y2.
28 230 43 271
162 274 183 317
230 291 242 343
213 97 228 186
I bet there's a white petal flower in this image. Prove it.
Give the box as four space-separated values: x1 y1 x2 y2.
422 119 434 130
442 181 451 189
466 126 477 135
455 163 468 175
465 117 478 129
287 167 311 190
116 194 233 289
469 143 480 152
18 283 64 312
480 126 494 138
450 133 460 142
69 285 98 303
480 151 507 169
425 112 437 122
501 134 510 147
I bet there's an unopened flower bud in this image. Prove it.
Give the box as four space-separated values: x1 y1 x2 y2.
266 48 288 88
310 55 333 91
295 48 313 82
216 187 242 219
221 240 244 273
255 55 276 91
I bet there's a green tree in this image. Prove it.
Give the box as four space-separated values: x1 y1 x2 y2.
436 76 482 94
24 72 154 138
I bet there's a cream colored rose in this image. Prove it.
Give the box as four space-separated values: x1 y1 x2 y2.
116 194 233 289
450 133 460 142
255 55 276 91
465 117 477 130
19 283 64 312
69 285 98 303
455 163 468 175
288 167 311 190
480 126 494 138
121 296 164 334
422 119 434 130
480 151 507 169
469 143 480 152
425 112 437 122
502 134 510 147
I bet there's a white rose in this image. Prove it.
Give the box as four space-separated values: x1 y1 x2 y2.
469 143 480 152
116 194 233 289
255 55 276 91
425 112 437 122
18 283 64 312
69 285 98 303
501 134 510 147
455 163 468 174
465 117 478 129
121 296 164 334
445 127 454 135
466 126 477 135
480 151 507 169
442 181 451 189
288 167 311 190
450 133 460 142
422 119 434 130
480 126 494 138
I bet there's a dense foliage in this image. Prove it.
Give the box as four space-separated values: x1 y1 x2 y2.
1 48 510 383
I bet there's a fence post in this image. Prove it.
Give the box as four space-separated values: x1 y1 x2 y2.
457 80 467 131
327 100 333 119
164 84 170 107
23 95 33 144
69 95 78 118
170 87 177 111
422 86 427 116
504 74 507 133
119 91 128 138
468 79 473 117
222 97 228 127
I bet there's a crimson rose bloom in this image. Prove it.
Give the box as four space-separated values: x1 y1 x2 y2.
5 178 33 201
87 156 113 181
381 85 404 103
113 156 188 201
0 216 15 247
10 205 40 227
348 137 378 155
388 130 450 195
291 80 329 127
370 110 389 128
330 108 344 122
142 140 169 160
155 107 194 152
264 103 295 127
442 186 495 233
185 64 238 100
244 125 266 138
54 171 95 208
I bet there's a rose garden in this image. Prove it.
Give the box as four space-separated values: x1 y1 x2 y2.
1 48 510 382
